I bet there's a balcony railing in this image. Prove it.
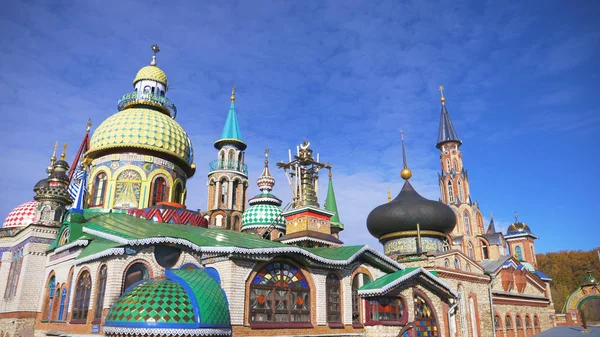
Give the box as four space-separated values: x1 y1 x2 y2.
209 159 248 175
117 91 178 118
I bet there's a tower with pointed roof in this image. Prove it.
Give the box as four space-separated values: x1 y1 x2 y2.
206 85 249 230
435 87 506 261
325 173 344 238
505 213 539 269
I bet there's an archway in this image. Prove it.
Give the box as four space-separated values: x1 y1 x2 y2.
561 270 600 326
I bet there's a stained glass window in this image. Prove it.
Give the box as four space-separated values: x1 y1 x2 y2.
72 271 91 321
58 288 67 321
505 315 513 329
91 172 107 207
534 315 540 328
414 295 438 336
150 176 169 206
515 246 523 261
45 276 56 321
4 248 24 298
93 265 107 321
516 315 522 329
326 274 341 323
58 228 70 246
114 170 142 209
249 262 310 324
494 315 502 330
525 315 531 328
367 297 405 322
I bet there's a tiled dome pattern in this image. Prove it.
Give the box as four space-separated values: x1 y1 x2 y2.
241 204 285 229
133 65 168 86
2 200 38 228
88 108 193 166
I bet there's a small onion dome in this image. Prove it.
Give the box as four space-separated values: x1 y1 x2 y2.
367 181 456 239
506 221 531 234
257 166 275 192
86 108 195 176
2 200 38 228
133 65 168 87
103 269 231 337
582 271 599 287
34 178 49 190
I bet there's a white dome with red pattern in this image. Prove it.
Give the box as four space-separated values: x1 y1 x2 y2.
2 201 38 228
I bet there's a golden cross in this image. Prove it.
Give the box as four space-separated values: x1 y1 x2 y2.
439 85 445 98
231 84 236 102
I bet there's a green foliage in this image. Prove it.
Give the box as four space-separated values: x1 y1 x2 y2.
536 247 600 320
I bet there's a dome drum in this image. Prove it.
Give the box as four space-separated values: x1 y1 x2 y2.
383 235 448 257
118 91 177 119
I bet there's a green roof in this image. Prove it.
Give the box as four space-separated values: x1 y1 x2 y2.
325 177 343 230
76 238 123 262
75 212 401 271
358 267 447 297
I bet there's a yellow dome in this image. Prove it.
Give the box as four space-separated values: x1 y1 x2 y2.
87 108 194 173
133 65 168 86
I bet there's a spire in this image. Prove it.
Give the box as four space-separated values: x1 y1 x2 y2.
50 141 58 164
60 143 68 160
400 130 412 180
215 84 246 150
256 149 275 193
325 171 343 231
486 211 497 234
436 86 462 149
387 186 392 202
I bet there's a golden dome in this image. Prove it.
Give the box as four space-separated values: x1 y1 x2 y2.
133 65 168 87
507 221 531 234
87 108 194 174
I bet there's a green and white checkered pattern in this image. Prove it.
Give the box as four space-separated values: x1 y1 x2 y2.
241 204 285 230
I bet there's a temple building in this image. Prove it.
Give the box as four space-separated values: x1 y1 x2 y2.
0 47 556 337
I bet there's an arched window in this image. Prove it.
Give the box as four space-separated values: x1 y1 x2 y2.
58 288 67 321
505 315 513 330
351 275 360 324
525 315 531 329
150 176 169 206
72 271 92 322
534 315 540 328
516 315 522 329
464 211 471 235
160 90 165 97
444 259 450 268
93 265 107 322
114 170 142 209
326 274 341 323
233 215 240 231
231 180 239 208
414 294 437 335
173 183 183 204
481 241 489 259
469 296 479 337
468 242 475 259
220 180 228 205
494 315 502 330
515 246 523 260
453 159 459 171
44 276 56 321
228 149 235 164
91 172 107 207
447 180 454 202
465 264 471 272
457 179 464 202
249 262 310 325
4 248 24 298
454 257 460 270
143 85 151 93
123 263 149 293
446 159 451 172
59 227 70 246
215 214 224 227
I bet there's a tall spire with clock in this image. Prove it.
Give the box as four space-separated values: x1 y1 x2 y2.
206 84 249 231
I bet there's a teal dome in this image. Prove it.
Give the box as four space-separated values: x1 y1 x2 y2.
103 268 231 336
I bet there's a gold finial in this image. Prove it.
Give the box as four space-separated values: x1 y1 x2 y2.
150 44 160 66
60 143 68 160
50 141 58 164
329 168 332 179
86 119 92 132
387 186 392 202
230 84 236 102
400 130 412 180
264 148 269 166
439 85 445 104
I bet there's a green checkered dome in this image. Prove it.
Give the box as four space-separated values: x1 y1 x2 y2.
103 268 231 336
241 153 285 231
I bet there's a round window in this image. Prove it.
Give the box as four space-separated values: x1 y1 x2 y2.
154 245 181 268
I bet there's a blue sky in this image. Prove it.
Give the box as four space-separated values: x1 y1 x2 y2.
0 0 598 253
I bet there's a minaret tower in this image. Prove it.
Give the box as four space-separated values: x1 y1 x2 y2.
436 86 490 260
206 85 249 230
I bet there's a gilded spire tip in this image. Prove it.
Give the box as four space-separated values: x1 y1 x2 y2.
400 130 412 180
514 211 518 222
231 84 236 103
439 85 445 104
387 186 392 202
264 148 269 166
60 143 68 160
50 141 58 164
86 119 92 132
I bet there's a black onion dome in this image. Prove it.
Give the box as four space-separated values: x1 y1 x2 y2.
34 178 49 190
367 181 456 238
